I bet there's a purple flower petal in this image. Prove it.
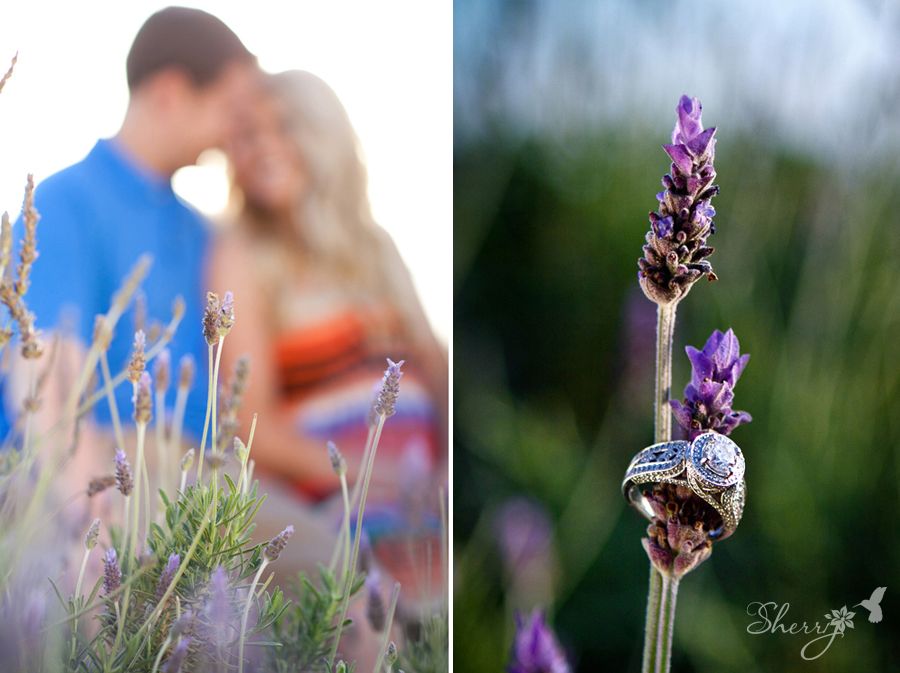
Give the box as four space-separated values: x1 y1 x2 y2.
663 143 693 175
672 95 704 145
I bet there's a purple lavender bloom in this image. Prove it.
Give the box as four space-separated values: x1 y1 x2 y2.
638 95 719 305
162 637 191 673
204 566 233 647
114 448 134 496
156 553 181 602
264 525 294 562
508 610 570 673
495 499 553 575
103 548 121 595
670 328 752 439
373 358 404 418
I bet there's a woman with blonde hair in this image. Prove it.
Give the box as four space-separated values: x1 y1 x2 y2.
209 70 446 600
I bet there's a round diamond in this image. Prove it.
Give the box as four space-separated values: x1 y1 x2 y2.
703 435 737 477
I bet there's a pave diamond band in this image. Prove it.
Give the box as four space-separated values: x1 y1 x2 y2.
622 432 746 539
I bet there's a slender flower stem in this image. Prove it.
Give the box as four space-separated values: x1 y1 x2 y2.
69 547 91 661
372 582 401 673
653 303 677 444
100 352 126 455
170 385 188 458
154 390 167 514
329 413 387 666
210 336 225 499
238 559 268 673
130 421 147 568
196 345 214 484
327 470 352 575
641 563 662 673
654 576 679 673
149 635 172 673
642 301 679 673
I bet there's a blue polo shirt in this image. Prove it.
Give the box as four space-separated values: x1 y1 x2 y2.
1 139 210 442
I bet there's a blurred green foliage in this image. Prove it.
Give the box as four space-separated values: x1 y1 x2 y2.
453 129 900 672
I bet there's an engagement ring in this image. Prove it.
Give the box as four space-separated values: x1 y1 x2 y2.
622 432 746 539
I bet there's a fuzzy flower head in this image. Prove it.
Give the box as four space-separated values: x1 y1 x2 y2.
670 328 752 439
373 358 404 418
365 571 386 631
127 330 147 383
218 291 235 337
156 553 181 602
84 518 101 550
508 610 571 673
133 371 153 424
202 292 221 345
154 348 171 392
180 448 195 473
103 548 121 595
638 95 719 305
114 449 134 497
327 440 347 477
264 525 294 562
162 636 191 673
178 354 196 390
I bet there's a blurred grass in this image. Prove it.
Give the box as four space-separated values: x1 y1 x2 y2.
453 130 900 672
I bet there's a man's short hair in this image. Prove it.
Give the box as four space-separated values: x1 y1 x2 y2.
126 6 254 92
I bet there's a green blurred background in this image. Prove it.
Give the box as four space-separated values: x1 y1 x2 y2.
453 1 900 671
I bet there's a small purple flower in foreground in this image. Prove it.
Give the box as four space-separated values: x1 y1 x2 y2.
162 636 191 673
508 610 570 673
365 571 386 631
103 548 121 595
114 449 133 496
670 328 752 439
264 525 294 562
373 358 404 418
638 95 719 305
156 553 181 602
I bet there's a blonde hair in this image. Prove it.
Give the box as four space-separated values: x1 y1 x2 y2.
233 70 392 302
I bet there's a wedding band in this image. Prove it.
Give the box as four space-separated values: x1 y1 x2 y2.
622 432 746 539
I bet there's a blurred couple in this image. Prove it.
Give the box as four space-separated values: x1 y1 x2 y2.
5 3 446 633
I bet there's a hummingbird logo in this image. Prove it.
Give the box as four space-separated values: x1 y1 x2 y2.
855 587 886 624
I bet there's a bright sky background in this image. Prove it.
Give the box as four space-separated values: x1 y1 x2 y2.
0 1 451 342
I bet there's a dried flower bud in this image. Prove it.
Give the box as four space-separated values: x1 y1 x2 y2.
154 349 171 393
233 437 248 465
14 174 39 297
0 211 11 274
93 315 112 351
127 330 147 383
202 292 220 345
264 525 294 562
327 441 347 477
218 291 235 338
103 548 121 594
180 448 195 473
204 452 228 470
365 573 386 631
84 518 101 550
373 358 404 418
156 553 181 602
133 371 153 424
385 641 399 666
171 295 186 323
178 354 195 390
114 449 133 496
87 474 116 497
640 484 717 579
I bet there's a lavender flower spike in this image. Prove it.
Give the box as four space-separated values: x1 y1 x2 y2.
508 610 571 673
127 329 147 383
670 328 752 439
327 440 347 476
133 371 153 424
156 553 181 602
114 448 134 496
264 525 295 562
638 95 719 305
374 358 405 418
162 637 191 673
84 518 101 550
103 548 121 595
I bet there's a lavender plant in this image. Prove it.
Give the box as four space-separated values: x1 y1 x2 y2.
632 96 752 673
0 58 447 673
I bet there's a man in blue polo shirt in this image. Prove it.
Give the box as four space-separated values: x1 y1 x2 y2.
2 8 258 445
